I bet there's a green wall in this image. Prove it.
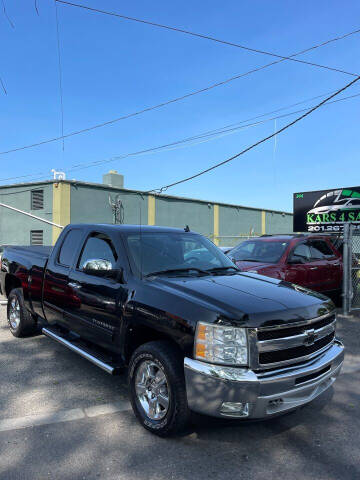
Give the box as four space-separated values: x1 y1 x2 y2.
0 184 53 245
0 180 294 247
218 205 262 246
265 211 293 234
70 184 148 226
155 196 213 237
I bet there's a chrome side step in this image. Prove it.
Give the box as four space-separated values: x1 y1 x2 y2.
42 327 117 374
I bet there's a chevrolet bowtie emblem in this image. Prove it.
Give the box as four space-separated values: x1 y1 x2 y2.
304 328 317 346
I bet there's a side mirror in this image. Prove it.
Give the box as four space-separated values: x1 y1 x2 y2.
83 258 113 274
83 259 125 282
288 256 305 265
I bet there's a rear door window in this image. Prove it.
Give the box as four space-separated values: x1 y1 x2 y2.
308 240 335 260
58 229 83 267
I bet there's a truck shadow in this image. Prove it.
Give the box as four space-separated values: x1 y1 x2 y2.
0 307 359 479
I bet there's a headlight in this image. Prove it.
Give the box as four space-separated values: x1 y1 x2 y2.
194 321 248 365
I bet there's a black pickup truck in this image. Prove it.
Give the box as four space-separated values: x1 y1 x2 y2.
0 224 344 436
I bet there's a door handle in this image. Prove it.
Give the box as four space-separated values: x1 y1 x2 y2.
68 281 81 289
310 267 318 270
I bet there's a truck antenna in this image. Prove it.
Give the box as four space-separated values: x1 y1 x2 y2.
139 195 143 280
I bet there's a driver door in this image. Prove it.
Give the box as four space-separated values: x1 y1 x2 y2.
285 242 312 288
64 231 125 349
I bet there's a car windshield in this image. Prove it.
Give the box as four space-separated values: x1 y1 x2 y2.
124 232 235 277
230 240 289 263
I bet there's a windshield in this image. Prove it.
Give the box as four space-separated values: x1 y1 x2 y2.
230 240 289 263
124 232 235 277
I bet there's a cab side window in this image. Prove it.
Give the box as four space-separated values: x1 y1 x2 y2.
58 229 83 267
308 240 335 260
78 233 117 270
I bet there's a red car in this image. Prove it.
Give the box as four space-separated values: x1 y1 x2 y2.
228 234 343 297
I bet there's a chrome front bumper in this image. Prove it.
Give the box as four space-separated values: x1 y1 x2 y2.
184 340 344 419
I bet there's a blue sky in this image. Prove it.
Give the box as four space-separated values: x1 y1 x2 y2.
1 0 359 212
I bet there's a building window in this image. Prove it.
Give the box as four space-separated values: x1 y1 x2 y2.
31 189 44 210
30 230 43 245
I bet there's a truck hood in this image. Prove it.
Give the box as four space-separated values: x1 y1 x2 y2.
148 272 333 328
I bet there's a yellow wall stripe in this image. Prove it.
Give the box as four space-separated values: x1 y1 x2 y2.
52 182 71 244
213 204 219 245
148 194 155 225
261 210 266 234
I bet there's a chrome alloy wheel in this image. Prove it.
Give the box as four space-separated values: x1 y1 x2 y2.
135 360 170 420
9 297 20 329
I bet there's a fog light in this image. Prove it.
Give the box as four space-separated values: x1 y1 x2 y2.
220 402 249 417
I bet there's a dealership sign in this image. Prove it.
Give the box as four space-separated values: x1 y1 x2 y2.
293 187 360 232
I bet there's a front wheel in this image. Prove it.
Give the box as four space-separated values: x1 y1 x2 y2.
128 341 190 436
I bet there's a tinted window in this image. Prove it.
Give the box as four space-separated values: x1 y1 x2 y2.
309 240 334 260
58 229 83 267
292 243 311 262
124 232 233 276
78 233 117 270
329 237 343 254
230 240 288 263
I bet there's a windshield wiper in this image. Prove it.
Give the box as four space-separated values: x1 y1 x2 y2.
206 266 240 274
239 258 260 262
145 267 209 278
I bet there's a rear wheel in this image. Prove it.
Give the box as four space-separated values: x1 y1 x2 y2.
128 341 190 436
7 288 37 337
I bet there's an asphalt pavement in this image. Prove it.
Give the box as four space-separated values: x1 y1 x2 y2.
0 301 359 480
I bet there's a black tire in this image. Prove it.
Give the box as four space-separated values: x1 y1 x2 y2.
128 340 190 437
7 288 37 337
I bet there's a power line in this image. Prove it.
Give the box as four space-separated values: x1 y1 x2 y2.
1 27 359 156
148 75 360 193
0 187 43 196
56 1 358 78
1 0 14 28
1 88 359 185
0 76 6 95
54 1 65 151
167 90 360 141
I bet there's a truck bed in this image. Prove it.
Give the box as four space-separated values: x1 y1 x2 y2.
0 245 52 312
5 245 52 258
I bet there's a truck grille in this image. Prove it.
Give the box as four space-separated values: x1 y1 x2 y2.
259 332 335 364
252 313 336 369
257 314 336 341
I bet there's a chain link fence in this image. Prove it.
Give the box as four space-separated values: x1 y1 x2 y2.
342 224 360 314
350 226 360 310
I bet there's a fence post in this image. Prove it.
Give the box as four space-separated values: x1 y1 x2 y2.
343 224 351 315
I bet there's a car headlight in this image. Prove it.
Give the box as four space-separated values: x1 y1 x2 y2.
194 321 248 365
